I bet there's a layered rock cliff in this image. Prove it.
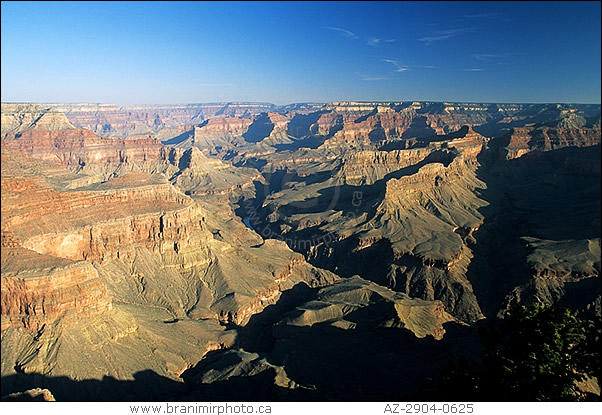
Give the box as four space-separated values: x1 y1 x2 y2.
1 107 169 181
0 105 341 399
1 101 600 401
48 102 278 138
1 261 111 331
502 124 601 159
240 113 599 323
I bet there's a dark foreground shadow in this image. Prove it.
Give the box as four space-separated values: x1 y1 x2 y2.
179 280 483 402
1 369 186 402
1 319 480 402
466 143 601 318
1 275 484 402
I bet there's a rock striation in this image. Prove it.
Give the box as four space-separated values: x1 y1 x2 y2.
2 111 166 172
1 100 600 401
0 104 339 399
279 276 455 339
1 261 111 331
502 124 601 159
46 102 278 138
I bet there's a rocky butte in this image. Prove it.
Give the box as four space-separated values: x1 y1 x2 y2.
1 101 600 400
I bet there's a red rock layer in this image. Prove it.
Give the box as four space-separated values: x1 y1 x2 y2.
504 125 601 159
196 117 253 135
2 127 167 169
1 261 112 331
2 175 207 262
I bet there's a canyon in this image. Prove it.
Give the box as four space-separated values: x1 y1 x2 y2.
1 100 600 400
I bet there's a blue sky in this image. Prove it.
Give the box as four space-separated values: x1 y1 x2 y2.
1 1 600 104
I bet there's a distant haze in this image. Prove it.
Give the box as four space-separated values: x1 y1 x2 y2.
1 1 600 104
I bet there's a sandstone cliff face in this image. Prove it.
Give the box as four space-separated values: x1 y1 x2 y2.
2 123 167 172
1 103 50 137
1 108 347 401
198 117 253 135
2 101 600 400
1 169 203 335
164 118 255 153
340 148 438 185
503 125 601 159
1 105 338 346
47 102 277 138
243 124 490 321
1 261 111 331
358 156 486 320
309 102 599 152
191 120 250 151
30 101 600 148
2 174 204 261
2 164 326 332
21 203 206 262
1 225 112 334
313 110 343 136
171 147 262 197
265 112 289 134
250 143 487 321
1 106 332 329
441 127 487 159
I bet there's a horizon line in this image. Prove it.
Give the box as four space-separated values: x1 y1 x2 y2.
2 100 601 106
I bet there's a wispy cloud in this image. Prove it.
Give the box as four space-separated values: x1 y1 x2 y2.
325 26 358 39
417 28 473 45
472 53 510 61
384 39 396 43
382 59 436 72
381 59 409 72
463 68 486 72
367 37 381 47
355 72 387 81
